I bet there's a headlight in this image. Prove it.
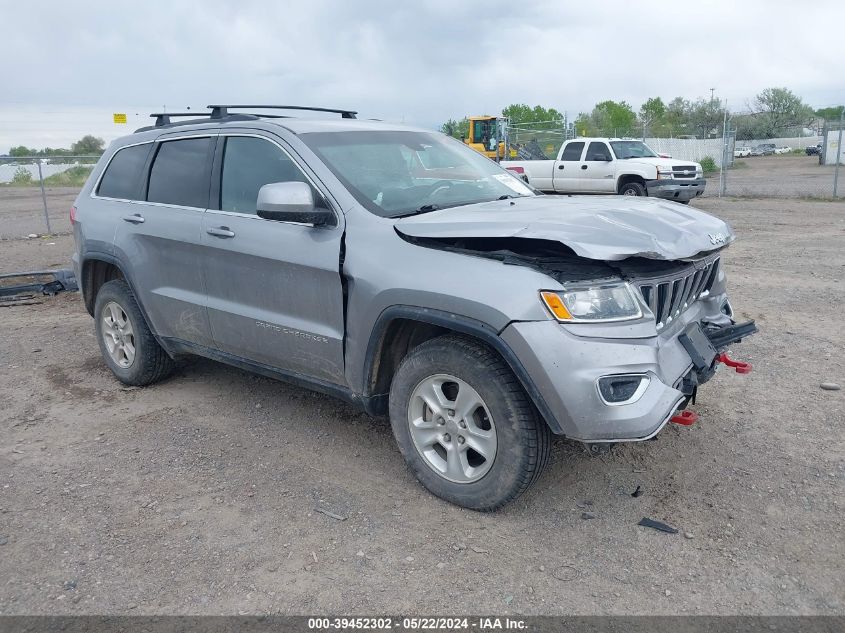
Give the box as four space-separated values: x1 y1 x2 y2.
657 167 674 180
540 283 642 322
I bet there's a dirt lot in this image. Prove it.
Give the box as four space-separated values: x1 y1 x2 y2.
0 186 77 240
0 197 843 616
713 154 843 198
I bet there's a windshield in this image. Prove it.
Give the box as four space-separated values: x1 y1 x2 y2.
609 140 657 159
300 131 535 218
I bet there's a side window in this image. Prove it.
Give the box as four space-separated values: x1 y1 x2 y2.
220 136 310 215
146 137 211 208
585 142 611 161
560 142 584 161
97 144 151 200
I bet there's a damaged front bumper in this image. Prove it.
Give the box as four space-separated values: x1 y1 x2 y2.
646 177 706 202
500 300 756 442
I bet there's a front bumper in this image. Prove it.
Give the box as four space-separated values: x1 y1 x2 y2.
501 301 754 442
646 178 706 201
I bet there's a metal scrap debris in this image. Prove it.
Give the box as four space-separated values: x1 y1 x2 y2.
0 269 78 301
638 517 678 534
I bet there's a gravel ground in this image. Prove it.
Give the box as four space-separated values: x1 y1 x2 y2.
0 186 77 240
0 197 842 616
707 154 843 199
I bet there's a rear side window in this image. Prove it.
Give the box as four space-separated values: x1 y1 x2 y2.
147 138 211 208
585 142 611 161
97 144 150 199
560 142 584 161
220 136 310 214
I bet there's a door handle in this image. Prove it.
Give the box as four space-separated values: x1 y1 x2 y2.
558 165 564 170
122 214 145 224
581 165 588 170
206 226 236 238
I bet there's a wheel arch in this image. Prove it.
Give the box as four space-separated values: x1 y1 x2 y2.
80 253 172 356
617 173 647 193
80 254 127 316
361 306 563 434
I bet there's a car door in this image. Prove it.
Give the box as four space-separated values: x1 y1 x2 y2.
579 141 616 192
200 131 346 385
551 141 585 192
110 133 215 348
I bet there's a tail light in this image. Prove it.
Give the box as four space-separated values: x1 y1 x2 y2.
70 205 77 225
506 166 525 175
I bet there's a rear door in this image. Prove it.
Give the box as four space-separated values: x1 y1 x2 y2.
552 141 585 192
578 141 616 192
111 134 215 348
200 131 346 385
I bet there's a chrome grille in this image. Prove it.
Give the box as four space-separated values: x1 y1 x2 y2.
672 165 698 179
637 258 719 329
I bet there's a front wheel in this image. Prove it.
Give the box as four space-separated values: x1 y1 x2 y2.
389 335 551 511
619 181 647 196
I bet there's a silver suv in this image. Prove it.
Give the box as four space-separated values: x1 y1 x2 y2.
72 105 756 510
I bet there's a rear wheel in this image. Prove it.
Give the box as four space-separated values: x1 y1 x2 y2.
619 181 647 196
389 335 551 511
94 280 174 386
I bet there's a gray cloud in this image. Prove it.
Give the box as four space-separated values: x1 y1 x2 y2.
1 0 844 151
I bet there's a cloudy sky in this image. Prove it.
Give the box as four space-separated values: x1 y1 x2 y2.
1 0 844 152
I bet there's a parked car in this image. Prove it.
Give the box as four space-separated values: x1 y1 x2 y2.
806 143 823 156
774 146 791 155
734 146 752 158
71 105 756 510
501 138 705 203
756 143 777 156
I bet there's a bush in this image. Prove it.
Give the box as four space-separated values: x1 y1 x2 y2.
41 165 94 187
12 166 33 184
699 156 718 174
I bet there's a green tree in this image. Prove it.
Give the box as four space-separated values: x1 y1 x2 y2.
9 145 36 157
687 98 727 139
815 106 844 123
753 87 813 136
588 100 637 136
638 97 666 134
71 135 105 155
12 166 33 184
574 112 597 136
440 117 469 140
501 104 564 126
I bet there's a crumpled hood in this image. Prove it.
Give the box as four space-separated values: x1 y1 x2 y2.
394 195 734 261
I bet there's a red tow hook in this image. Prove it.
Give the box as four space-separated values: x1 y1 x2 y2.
717 352 752 374
670 410 698 426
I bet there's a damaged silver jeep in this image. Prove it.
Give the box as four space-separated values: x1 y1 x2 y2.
72 105 756 510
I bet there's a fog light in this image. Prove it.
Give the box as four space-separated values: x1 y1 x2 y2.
597 375 649 405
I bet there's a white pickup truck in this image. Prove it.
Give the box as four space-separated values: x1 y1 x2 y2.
501 138 705 203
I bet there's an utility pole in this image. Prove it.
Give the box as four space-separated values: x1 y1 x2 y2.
710 88 716 103
834 106 844 197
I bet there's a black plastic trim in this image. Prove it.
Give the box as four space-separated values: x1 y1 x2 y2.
161 337 359 406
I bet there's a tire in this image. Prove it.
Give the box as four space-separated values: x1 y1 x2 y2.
93 279 174 386
678 200 691 205
389 334 551 511
619 181 647 196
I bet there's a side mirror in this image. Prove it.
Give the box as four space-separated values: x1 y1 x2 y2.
256 182 334 226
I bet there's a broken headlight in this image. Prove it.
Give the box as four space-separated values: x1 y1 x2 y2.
540 284 642 322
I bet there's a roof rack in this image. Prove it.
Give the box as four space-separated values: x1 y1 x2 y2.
207 105 357 119
148 112 210 127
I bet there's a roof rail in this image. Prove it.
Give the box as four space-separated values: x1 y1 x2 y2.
149 112 210 127
207 105 357 119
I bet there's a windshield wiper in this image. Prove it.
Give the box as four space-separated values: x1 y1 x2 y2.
390 204 440 218
497 194 515 200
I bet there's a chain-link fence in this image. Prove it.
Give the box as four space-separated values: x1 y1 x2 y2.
0 156 99 239
499 118 844 199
